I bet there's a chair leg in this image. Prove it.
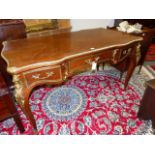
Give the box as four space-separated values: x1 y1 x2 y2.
13 114 25 133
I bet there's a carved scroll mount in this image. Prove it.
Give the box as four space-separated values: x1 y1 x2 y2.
62 62 69 80
112 49 119 64
13 75 25 107
136 43 141 64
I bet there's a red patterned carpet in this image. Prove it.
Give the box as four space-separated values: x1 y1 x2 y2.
0 69 153 135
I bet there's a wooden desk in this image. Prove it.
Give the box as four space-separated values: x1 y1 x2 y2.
1 28 142 133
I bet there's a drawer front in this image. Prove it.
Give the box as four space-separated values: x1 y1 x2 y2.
112 48 132 64
110 48 132 64
119 48 132 60
69 55 92 74
23 65 62 87
92 50 113 63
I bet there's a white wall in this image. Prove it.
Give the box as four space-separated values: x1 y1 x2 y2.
71 19 114 31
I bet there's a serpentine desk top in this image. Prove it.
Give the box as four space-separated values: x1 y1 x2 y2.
1 28 142 74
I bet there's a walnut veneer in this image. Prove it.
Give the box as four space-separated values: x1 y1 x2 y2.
1 28 143 133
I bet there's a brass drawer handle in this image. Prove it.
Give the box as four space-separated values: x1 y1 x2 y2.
95 56 100 62
32 71 54 80
85 56 100 65
85 59 92 65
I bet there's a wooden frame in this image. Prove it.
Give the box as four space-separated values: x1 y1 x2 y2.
26 19 71 38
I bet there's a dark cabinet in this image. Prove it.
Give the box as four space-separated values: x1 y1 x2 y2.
0 19 26 87
138 79 155 129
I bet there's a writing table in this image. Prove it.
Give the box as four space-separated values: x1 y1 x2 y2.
1 28 142 133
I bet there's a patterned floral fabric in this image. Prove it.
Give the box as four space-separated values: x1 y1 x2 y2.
0 68 154 135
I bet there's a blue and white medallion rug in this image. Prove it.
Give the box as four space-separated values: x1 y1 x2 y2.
42 86 87 121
